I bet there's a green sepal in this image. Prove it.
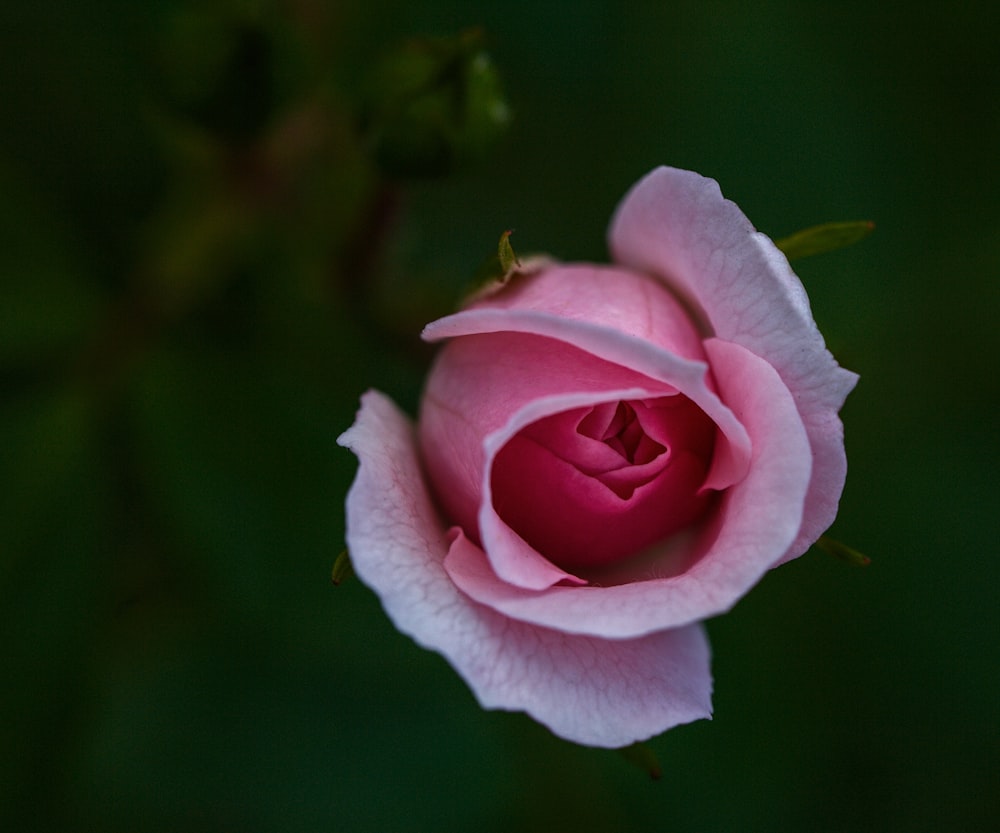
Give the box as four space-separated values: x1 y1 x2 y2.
332 549 355 585
475 229 520 282
774 221 875 261
616 741 663 780
815 535 871 567
497 229 520 274
465 229 525 295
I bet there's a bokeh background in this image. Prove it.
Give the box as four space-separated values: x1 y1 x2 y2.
2 1 998 831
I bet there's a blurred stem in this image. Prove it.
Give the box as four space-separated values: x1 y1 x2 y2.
337 181 402 314
71 293 160 402
333 179 441 368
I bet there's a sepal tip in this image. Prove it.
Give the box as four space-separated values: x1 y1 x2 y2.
775 220 875 260
332 549 355 585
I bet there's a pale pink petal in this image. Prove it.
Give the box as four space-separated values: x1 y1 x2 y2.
461 263 708 363
445 340 812 638
338 390 712 747
608 167 858 561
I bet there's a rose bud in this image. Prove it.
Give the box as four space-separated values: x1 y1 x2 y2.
339 167 857 748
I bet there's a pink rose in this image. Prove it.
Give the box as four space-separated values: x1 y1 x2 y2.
338 167 857 747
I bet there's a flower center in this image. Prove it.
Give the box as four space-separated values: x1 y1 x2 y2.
490 394 717 571
577 400 666 465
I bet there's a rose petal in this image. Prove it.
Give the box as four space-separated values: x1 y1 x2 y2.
419 331 687 589
339 390 712 747
444 340 812 638
478 388 666 589
608 167 858 562
423 309 753 591
460 264 709 363
486 395 713 572
519 401 669 479
424 305 752 504
419 331 679 541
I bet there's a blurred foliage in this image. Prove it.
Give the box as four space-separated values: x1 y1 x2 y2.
1 1 999 832
360 27 511 177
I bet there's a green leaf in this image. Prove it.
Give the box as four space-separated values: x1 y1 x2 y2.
774 221 875 260
331 549 354 586
815 535 871 567
617 741 663 780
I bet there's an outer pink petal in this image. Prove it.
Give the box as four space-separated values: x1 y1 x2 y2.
608 167 858 562
462 263 707 362
444 340 812 639
338 390 713 747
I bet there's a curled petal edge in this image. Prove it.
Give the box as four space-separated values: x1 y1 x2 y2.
609 166 858 565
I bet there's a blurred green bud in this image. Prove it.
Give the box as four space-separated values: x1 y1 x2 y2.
152 8 276 142
361 29 512 178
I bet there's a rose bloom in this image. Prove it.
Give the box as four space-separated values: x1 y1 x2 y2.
339 167 857 748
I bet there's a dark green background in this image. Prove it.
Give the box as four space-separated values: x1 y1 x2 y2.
2 1 998 831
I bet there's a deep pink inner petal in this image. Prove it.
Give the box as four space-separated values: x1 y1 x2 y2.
578 401 665 465
491 394 717 571
418 331 683 548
